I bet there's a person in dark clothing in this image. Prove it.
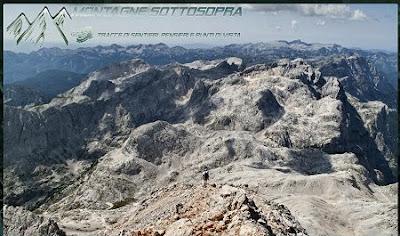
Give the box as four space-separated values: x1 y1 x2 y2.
202 170 209 187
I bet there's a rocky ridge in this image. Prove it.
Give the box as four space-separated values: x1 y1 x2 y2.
109 184 308 236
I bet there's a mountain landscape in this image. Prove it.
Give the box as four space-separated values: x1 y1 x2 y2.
4 40 397 85
3 41 398 236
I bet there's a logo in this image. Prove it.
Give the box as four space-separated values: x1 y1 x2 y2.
7 6 72 45
71 27 94 43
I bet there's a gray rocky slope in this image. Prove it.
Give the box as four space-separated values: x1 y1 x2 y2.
4 55 397 235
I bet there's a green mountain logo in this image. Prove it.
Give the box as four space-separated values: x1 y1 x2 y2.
7 6 72 45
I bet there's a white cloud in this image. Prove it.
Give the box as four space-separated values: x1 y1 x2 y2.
316 20 326 26
246 4 368 21
291 20 298 29
351 9 367 21
300 4 350 18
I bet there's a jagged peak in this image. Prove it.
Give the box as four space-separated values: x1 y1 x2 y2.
183 57 243 71
289 39 310 45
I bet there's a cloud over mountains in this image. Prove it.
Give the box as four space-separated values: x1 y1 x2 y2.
245 4 368 21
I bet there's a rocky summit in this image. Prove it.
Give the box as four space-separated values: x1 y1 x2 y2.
3 43 398 236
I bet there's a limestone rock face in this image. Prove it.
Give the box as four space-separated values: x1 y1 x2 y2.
3 52 397 236
4 205 66 236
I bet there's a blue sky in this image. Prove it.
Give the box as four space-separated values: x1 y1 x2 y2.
3 4 398 52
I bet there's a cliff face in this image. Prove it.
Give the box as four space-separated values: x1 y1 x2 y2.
4 48 397 236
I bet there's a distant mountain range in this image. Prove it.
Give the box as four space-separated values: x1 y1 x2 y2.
4 41 397 109
4 40 397 86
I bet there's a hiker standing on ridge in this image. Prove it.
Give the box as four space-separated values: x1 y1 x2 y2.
202 169 209 187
